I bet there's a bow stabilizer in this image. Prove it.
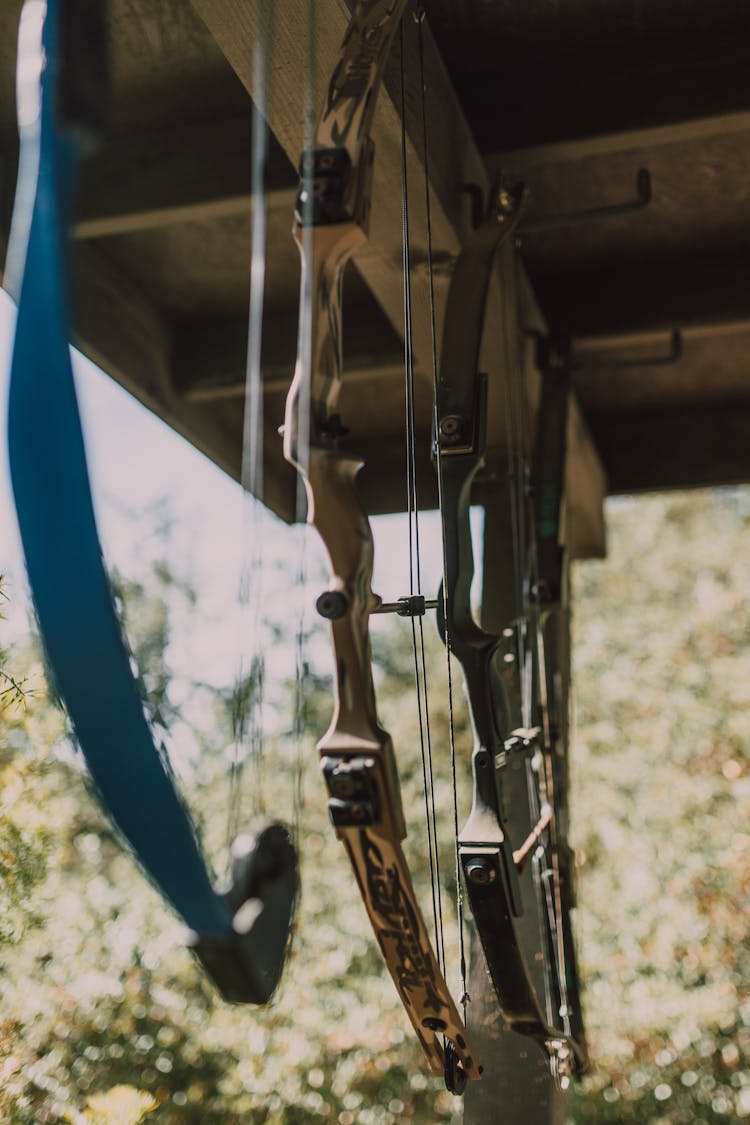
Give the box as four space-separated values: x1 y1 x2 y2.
7 0 297 1005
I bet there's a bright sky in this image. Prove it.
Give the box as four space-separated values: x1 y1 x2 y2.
0 286 450 697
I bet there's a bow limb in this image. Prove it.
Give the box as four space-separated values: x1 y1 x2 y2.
7 0 296 1005
284 0 480 1089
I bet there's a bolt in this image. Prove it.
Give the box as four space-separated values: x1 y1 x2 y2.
330 774 356 798
439 414 463 437
465 858 497 886
497 189 514 213
316 590 348 620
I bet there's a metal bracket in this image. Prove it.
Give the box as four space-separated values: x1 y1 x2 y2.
520 168 651 235
572 329 683 369
373 595 438 617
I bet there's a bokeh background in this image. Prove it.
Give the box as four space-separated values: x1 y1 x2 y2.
1 287 748 1122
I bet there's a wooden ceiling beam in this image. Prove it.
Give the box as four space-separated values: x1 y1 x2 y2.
489 109 750 174
66 243 243 483
462 28 750 152
173 311 405 402
172 312 404 405
533 250 750 337
590 402 750 493
72 118 296 239
187 0 607 548
187 0 485 367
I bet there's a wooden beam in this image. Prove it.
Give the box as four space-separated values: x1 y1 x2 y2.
460 28 750 152
189 0 606 552
72 118 296 239
589 402 750 493
173 306 404 400
532 251 750 337
185 356 406 401
489 109 750 174
187 0 483 364
63 242 272 499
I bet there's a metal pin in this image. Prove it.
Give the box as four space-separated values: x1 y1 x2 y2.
372 596 438 617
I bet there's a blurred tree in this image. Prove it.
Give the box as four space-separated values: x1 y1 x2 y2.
0 490 747 1122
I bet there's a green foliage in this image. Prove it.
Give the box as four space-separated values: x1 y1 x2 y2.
0 578 30 708
0 489 748 1121
570 489 750 1122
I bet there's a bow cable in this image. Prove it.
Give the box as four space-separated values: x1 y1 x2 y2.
415 5 470 1011
398 17 446 980
503 236 576 1042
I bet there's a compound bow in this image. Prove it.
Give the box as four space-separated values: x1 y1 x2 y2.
283 0 480 1094
434 191 589 1082
7 0 297 1006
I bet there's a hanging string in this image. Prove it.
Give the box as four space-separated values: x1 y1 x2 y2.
414 5 469 1009
227 5 275 856
398 16 447 979
289 0 318 850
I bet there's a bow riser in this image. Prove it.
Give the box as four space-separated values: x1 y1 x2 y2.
285 223 364 459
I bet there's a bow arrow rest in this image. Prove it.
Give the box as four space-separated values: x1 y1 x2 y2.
7 0 297 1007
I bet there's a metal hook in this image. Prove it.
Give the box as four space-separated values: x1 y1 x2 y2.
519 168 651 235
572 329 682 370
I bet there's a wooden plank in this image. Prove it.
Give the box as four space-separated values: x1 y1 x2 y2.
174 305 404 401
457 27 750 152
589 402 750 493
73 119 296 239
489 109 750 173
187 0 482 368
189 0 606 553
60 242 311 517
533 251 750 337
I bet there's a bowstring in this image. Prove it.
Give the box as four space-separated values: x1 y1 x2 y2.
399 17 446 980
518 259 574 1036
227 5 275 856
414 7 469 1010
502 242 528 727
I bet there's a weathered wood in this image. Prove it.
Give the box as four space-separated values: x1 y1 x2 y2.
427 5 750 152
187 0 478 373
173 303 403 401
589 401 750 494
490 108 750 172
535 251 750 337
74 119 295 238
187 0 607 553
